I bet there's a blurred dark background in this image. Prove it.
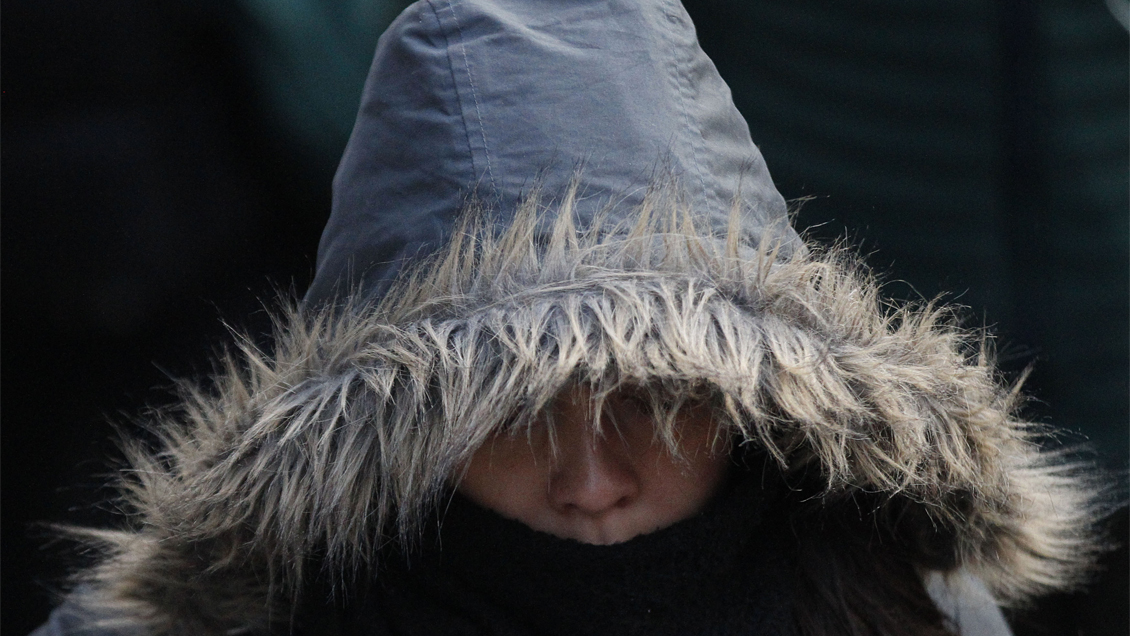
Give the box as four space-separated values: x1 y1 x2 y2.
3 1 1126 634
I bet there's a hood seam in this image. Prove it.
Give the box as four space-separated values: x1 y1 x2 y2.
435 0 499 196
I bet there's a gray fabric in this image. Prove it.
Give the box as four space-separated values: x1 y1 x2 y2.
306 0 796 306
925 570 1014 636
30 596 142 636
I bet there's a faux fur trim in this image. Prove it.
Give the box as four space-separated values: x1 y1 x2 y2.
68 186 1106 635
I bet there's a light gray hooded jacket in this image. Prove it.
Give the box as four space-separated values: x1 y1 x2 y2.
37 1 1102 635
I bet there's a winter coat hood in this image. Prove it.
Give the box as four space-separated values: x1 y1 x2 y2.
305 0 798 306
63 1 1104 635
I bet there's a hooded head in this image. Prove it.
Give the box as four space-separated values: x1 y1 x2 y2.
305 0 798 306
67 1 1106 635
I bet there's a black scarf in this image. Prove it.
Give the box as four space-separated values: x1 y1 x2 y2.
303 472 798 636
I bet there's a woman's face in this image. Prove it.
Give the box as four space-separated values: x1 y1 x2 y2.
457 385 731 545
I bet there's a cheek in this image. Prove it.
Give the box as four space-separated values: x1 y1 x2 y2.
641 414 731 518
458 434 548 521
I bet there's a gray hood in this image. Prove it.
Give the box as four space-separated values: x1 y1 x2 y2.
306 0 796 305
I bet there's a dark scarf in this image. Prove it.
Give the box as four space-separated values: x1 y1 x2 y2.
303 470 799 636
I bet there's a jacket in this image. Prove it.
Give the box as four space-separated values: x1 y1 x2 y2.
37 1 1104 634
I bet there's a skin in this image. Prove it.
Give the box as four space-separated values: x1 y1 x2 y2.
458 385 731 545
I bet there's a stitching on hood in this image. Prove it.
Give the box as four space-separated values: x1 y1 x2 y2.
438 0 498 195
662 0 709 211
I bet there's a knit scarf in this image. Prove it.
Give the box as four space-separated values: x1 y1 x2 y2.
303 470 799 636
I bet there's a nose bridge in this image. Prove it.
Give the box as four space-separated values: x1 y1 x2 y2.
548 414 640 514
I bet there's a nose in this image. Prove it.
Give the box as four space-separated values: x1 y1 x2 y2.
547 423 640 516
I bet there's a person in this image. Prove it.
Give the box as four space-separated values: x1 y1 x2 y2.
33 0 1105 634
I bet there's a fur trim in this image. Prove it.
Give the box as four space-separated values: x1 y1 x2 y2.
68 186 1106 635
